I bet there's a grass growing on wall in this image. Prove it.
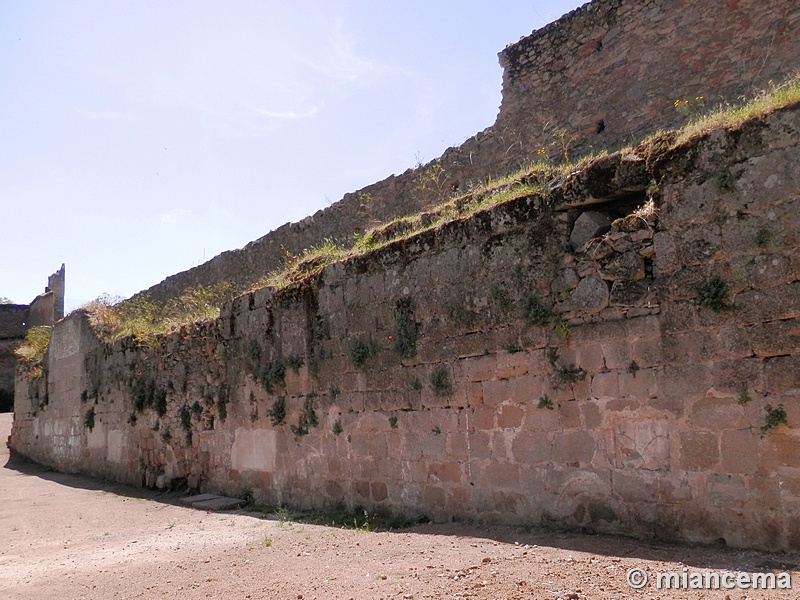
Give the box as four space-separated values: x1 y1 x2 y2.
79 74 800 342
84 283 237 346
14 326 53 364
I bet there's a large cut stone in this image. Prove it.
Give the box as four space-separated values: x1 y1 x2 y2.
570 211 612 251
572 275 610 313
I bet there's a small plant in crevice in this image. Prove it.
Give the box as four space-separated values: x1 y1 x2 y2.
490 285 514 312
715 167 736 192
268 396 287 426
410 378 423 391
247 339 262 378
329 385 341 400
84 407 96 431
154 388 168 417
522 293 552 327
696 276 733 312
291 397 319 437
553 318 571 339
285 354 304 373
178 404 192 432
444 299 474 327
755 228 772 248
392 297 418 359
348 339 377 370
216 385 230 422
80 390 88 403
760 404 788 438
430 367 452 396
557 364 587 384
127 412 137 426
388 415 398 429
505 342 523 354
332 419 343 436
736 384 752 405
537 394 554 410
191 400 203 415
239 488 255 508
161 429 172 444
546 347 560 368
627 360 640 374
259 359 286 394
431 425 442 435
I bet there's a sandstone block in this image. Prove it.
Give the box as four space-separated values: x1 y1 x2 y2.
679 431 719 471
591 372 619 399
551 430 595 465
720 429 759 474
498 405 524 429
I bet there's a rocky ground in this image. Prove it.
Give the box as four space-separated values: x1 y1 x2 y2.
2 413 798 600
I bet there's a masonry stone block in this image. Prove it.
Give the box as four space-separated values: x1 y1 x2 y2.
569 211 613 251
613 419 670 470
571 275 610 313
679 431 720 471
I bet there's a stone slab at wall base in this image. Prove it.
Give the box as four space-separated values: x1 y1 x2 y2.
11 105 800 551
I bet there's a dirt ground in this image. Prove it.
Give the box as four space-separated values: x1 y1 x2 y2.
1 413 798 600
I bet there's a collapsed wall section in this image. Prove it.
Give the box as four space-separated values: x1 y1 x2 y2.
138 0 800 305
11 104 800 550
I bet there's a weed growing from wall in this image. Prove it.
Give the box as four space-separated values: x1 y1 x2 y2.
83 407 96 431
154 388 168 417
537 394 554 410
430 367 452 396
332 420 343 436
329 385 340 400
291 397 319 437
259 360 286 394
285 354 304 373
388 415 398 429
522 293 552 327
696 277 732 312
268 396 286 426
14 326 52 365
557 364 587 384
247 339 262 378
506 342 523 354
737 384 752 405
760 404 788 438
178 405 192 433
348 339 377 370
392 297 418 359
216 385 230 422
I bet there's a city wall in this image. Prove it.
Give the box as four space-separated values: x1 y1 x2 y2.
11 104 800 550
0 265 64 411
140 0 800 304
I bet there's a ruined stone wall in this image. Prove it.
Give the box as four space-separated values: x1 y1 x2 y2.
0 305 29 411
139 0 800 305
11 104 800 550
0 265 65 412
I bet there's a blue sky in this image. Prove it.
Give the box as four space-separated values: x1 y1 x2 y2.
1 1 582 310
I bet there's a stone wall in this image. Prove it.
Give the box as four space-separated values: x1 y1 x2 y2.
11 104 800 550
138 0 800 305
0 265 65 412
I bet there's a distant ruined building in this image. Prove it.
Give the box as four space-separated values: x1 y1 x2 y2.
0 265 64 411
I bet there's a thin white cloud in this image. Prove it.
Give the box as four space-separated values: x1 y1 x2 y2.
247 105 319 120
160 208 190 224
76 108 134 121
302 18 378 84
